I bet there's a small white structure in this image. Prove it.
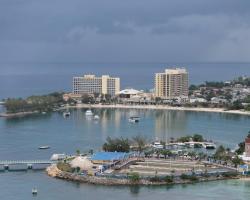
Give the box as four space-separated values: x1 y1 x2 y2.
118 88 142 98
50 154 66 161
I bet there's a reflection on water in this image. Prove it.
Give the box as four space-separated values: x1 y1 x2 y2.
154 110 187 142
0 108 250 161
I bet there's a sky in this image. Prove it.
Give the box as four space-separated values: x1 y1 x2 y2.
1 0 250 63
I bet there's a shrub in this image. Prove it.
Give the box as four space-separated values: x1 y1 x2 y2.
222 172 238 178
128 172 140 182
149 176 161 182
180 174 189 180
57 162 73 172
164 175 174 183
189 175 198 182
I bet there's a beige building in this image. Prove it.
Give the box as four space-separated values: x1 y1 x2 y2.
73 75 120 97
155 68 189 99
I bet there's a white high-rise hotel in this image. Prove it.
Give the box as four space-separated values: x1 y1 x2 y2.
155 68 189 99
73 75 120 97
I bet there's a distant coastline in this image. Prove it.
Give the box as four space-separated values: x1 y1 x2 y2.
1 103 250 118
0 111 38 118
65 103 250 116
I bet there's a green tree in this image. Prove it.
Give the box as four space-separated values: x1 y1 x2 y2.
76 149 80 156
132 135 147 154
103 137 130 152
192 134 204 142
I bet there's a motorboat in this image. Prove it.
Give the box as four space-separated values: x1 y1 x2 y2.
85 109 93 116
39 146 50 150
152 142 164 149
63 111 70 117
94 115 100 120
128 116 140 123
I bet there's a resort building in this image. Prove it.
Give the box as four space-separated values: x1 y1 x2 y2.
155 68 189 99
73 75 120 97
118 88 154 104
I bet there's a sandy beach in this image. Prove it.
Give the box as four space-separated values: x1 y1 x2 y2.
66 103 250 116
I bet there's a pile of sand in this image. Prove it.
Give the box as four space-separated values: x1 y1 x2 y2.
70 156 93 170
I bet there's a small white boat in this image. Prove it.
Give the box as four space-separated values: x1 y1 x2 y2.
129 116 140 123
85 109 93 116
63 111 70 117
152 142 164 149
39 146 50 150
32 188 38 195
94 115 100 120
41 112 47 115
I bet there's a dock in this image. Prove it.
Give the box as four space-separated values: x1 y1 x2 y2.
0 160 55 171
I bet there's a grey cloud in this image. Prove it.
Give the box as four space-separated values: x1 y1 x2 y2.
0 0 250 62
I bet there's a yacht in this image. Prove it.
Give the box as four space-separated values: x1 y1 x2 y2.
85 109 93 116
129 116 140 123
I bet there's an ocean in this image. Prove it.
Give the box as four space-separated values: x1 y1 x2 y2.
1 62 250 199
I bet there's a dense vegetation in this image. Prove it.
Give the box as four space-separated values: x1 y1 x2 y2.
103 137 130 152
176 134 204 143
4 92 65 113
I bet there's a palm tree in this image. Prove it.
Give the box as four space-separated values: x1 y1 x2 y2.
76 149 80 156
132 135 147 155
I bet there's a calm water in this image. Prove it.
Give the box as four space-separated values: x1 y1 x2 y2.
0 108 250 199
1 62 250 99
1 63 250 199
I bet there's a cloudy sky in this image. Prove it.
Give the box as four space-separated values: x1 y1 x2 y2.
1 0 250 63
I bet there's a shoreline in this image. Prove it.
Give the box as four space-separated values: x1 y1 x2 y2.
66 103 250 116
46 164 239 186
0 111 39 118
1 104 250 118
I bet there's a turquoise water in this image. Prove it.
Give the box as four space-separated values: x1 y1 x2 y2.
0 108 250 199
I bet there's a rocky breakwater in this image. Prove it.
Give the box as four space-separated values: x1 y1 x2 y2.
46 164 239 186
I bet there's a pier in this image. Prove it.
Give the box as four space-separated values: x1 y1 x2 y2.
0 160 55 171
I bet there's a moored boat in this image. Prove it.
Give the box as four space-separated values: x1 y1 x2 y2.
85 109 93 116
63 111 70 117
32 188 38 195
128 116 140 123
39 146 50 150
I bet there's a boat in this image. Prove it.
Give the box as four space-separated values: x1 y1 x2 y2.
152 142 164 149
63 111 70 117
32 188 38 195
94 115 100 120
39 146 50 150
202 142 216 149
85 109 93 116
128 116 140 123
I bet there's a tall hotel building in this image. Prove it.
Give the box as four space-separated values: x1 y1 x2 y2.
155 68 189 99
73 75 120 97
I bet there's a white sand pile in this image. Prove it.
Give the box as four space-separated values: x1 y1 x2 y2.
70 156 93 170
